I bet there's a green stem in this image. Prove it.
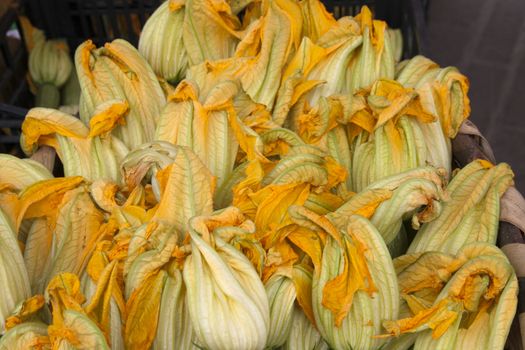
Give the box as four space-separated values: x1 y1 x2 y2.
35 83 60 108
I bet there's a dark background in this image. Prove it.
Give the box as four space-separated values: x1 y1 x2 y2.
425 0 525 192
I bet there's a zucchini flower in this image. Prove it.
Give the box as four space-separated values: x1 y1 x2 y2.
121 142 214 237
139 0 188 84
183 0 242 66
232 141 348 250
76 39 166 150
313 215 398 349
234 0 303 109
396 56 471 140
183 207 270 350
347 6 396 92
155 79 240 189
329 166 445 256
396 55 471 176
347 79 437 192
10 175 86 294
20 103 130 184
287 206 398 350
409 160 514 254
303 26 362 104
29 39 73 108
383 243 517 350
276 15 361 126
155 68 276 190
